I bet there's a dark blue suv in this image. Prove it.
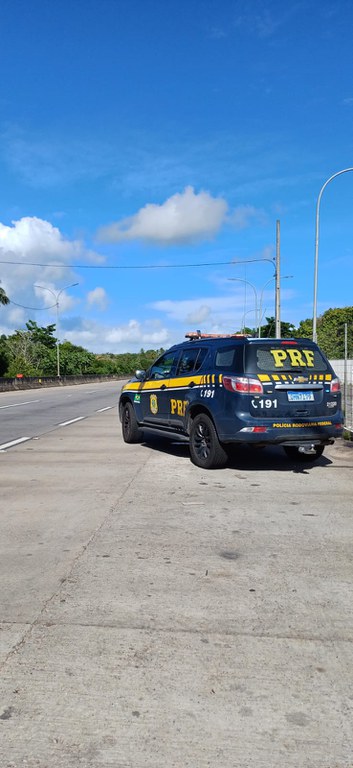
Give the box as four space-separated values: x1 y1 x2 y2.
119 332 343 469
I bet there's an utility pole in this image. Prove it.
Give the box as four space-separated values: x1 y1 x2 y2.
344 322 348 421
275 220 281 337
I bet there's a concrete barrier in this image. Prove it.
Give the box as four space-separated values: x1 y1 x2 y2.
0 374 129 392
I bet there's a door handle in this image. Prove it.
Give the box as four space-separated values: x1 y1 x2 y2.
189 381 195 387
160 384 167 390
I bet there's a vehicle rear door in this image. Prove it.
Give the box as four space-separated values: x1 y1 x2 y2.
245 340 338 421
170 346 209 428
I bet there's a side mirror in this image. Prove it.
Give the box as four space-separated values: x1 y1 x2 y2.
135 369 146 381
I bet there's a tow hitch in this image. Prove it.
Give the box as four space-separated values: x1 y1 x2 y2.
298 444 317 455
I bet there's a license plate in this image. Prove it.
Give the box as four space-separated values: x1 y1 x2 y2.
288 391 315 402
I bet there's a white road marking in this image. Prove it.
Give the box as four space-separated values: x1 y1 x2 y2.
0 437 32 451
0 400 41 409
59 417 85 427
96 406 114 412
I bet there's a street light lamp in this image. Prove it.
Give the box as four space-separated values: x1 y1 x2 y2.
34 283 79 377
229 275 293 338
230 245 281 333
258 275 293 338
240 308 257 334
313 167 353 342
228 277 259 333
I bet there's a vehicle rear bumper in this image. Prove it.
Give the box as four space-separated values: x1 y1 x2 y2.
218 414 344 445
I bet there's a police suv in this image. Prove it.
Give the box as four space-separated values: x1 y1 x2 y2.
118 332 343 469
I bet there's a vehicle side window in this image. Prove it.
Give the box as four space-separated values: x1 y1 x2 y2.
148 351 179 380
176 347 208 375
215 346 243 371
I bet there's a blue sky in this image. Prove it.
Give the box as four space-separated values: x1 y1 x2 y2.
0 0 353 352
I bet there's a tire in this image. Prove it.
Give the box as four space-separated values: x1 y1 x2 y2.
283 445 324 462
189 413 228 469
121 401 142 443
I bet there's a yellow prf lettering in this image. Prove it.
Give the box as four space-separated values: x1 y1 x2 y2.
170 399 187 416
270 349 287 367
302 349 315 367
287 349 305 366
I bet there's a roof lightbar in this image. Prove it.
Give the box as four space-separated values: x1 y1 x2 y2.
185 330 248 340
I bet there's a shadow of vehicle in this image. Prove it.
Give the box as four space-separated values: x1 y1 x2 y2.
139 431 332 472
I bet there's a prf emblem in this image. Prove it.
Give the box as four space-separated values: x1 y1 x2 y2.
150 394 158 414
170 398 188 416
270 348 315 368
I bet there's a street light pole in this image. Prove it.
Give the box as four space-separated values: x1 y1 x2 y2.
275 220 281 337
258 277 276 338
34 283 79 377
313 167 353 342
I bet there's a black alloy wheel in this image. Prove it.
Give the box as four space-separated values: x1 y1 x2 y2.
122 401 142 443
189 413 228 469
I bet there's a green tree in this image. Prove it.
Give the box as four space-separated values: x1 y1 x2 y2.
58 342 97 375
297 307 353 358
25 320 57 348
321 307 353 358
258 316 297 338
0 334 9 376
5 330 39 376
4 321 58 377
0 282 9 306
295 317 313 340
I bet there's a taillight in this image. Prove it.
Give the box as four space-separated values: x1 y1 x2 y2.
240 426 268 433
330 378 341 393
223 376 263 394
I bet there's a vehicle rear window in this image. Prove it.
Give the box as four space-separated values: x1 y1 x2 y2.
245 343 329 373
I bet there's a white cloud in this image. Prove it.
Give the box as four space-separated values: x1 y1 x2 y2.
0 216 103 270
229 204 266 229
87 287 108 311
150 295 246 325
0 216 103 321
106 319 169 346
186 304 212 324
97 186 228 245
60 318 170 353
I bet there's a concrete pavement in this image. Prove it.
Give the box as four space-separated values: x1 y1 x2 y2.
0 412 353 766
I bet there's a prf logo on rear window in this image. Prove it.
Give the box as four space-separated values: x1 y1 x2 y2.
270 348 315 368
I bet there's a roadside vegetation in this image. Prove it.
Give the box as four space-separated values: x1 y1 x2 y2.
0 307 352 378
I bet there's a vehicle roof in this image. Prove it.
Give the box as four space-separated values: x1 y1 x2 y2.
167 335 315 351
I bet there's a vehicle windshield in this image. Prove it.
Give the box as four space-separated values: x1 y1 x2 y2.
245 343 329 373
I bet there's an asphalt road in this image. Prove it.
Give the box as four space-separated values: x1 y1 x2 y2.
0 405 353 767
0 380 126 449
